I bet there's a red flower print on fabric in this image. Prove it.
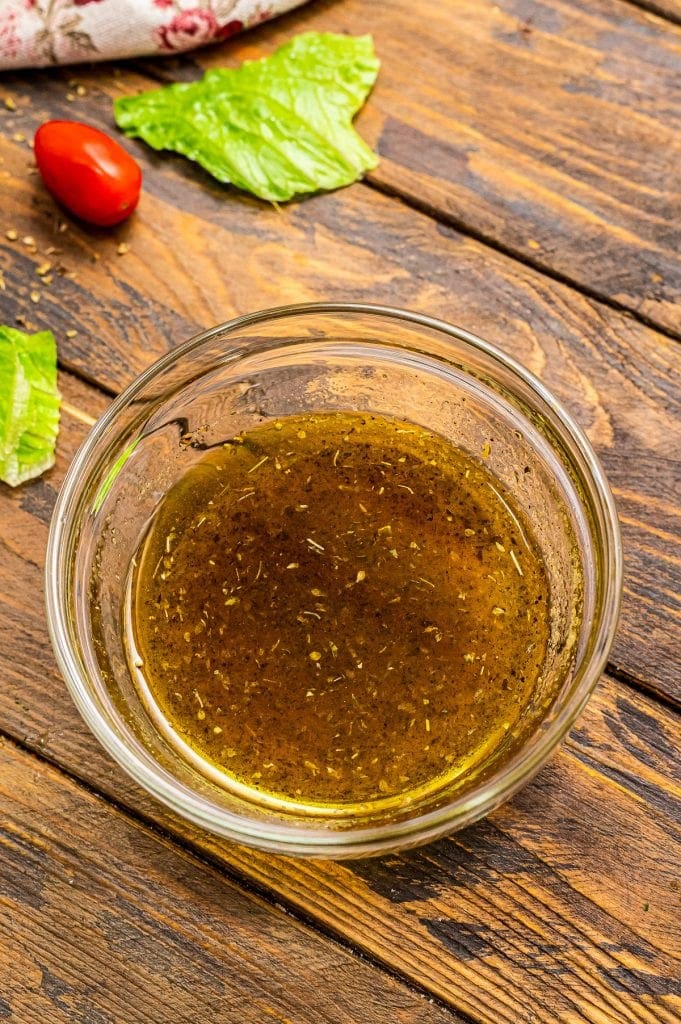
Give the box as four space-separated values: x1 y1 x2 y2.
155 8 220 50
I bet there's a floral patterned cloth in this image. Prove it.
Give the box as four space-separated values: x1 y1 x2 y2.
0 0 308 70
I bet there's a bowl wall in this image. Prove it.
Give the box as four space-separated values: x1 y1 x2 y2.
47 304 622 857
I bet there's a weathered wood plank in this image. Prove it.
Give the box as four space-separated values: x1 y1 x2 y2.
186 0 681 337
1 86 680 699
0 736 463 1024
0 376 679 1024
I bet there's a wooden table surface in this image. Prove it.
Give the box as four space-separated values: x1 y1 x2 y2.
1 1 680 1021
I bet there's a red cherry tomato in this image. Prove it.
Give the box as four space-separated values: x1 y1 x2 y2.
34 120 142 227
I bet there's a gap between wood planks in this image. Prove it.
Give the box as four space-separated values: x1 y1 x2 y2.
623 0 681 27
130 0 681 352
363 178 681 347
127 73 681 352
0 722 473 1024
2 636 678 1021
605 662 681 715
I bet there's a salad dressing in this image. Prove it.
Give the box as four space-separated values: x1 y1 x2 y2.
129 412 550 810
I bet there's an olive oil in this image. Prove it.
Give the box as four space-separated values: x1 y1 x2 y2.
128 412 550 811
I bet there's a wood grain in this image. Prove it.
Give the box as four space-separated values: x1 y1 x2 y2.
175 0 681 338
1 77 680 700
0 736 464 1024
0 376 679 1024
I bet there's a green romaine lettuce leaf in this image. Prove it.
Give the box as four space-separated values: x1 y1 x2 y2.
0 325 60 487
114 32 380 202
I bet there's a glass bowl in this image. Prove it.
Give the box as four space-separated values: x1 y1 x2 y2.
46 303 622 858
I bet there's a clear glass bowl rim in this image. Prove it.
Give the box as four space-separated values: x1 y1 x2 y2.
45 302 623 857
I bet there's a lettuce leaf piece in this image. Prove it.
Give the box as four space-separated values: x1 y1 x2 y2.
114 32 380 202
0 325 60 487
